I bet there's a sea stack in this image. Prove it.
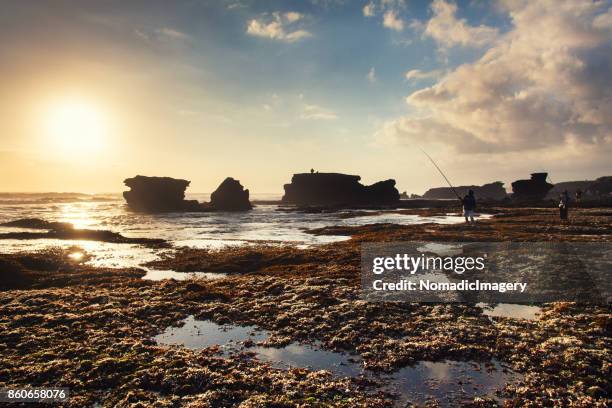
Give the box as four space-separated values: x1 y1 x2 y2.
511 172 554 200
123 175 202 212
282 172 399 207
209 177 252 211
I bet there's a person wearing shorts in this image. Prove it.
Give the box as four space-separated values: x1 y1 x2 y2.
462 190 476 223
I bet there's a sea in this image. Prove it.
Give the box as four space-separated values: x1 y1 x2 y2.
0 192 468 270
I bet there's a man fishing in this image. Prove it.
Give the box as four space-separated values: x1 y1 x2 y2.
462 190 477 223
420 149 477 223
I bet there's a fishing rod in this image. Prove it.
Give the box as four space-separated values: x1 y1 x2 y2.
420 148 462 201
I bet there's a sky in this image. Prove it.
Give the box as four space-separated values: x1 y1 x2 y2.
0 0 610 195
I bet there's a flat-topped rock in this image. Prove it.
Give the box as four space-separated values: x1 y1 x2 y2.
282 172 399 207
123 175 202 212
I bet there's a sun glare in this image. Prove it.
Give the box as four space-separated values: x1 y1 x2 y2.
44 99 108 154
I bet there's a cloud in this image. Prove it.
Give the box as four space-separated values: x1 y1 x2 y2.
301 104 337 120
134 27 192 45
157 28 191 41
246 12 312 42
379 0 612 157
362 0 406 31
363 2 375 17
418 0 498 48
227 2 247 9
367 67 377 82
284 11 302 23
405 68 443 82
383 10 404 31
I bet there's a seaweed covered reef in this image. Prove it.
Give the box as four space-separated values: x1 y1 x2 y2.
0 218 167 246
0 207 610 406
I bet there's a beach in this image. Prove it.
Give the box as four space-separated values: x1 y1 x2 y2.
0 195 609 406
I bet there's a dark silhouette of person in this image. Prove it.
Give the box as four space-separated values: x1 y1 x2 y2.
310 168 314 174
559 190 570 220
575 189 582 206
462 190 476 223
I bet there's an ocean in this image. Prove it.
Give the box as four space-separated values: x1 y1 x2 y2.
0 193 467 270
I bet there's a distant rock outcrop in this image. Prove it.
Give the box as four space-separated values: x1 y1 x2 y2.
587 176 612 196
282 173 399 206
546 180 593 199
123 175 202 212
209 177 252 211
511 173 554 200
422 182 507 201
546 176 612 199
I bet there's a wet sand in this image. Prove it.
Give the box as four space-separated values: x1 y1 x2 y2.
0 207 610 406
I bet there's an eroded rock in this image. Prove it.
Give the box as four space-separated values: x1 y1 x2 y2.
282 172 399 207
123 175 202 212
511 173 554 201
209 177 252 211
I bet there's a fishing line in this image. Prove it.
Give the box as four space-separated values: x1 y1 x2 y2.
419 148 462 201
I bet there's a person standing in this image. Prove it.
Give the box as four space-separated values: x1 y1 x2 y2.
462 190 476 223
575 189 582 206
559 190 570 220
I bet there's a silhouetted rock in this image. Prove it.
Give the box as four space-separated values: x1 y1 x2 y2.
0 218 167 246
423 182 507 200
511 173 554 200
123 175 203 212
1 218 73 231
282 173 399 207
588 176 612 196
546 180 593 199
209 177 252 211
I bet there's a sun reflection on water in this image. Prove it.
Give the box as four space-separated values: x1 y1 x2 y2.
58 203 97 229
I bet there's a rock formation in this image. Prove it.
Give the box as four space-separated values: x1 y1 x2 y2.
123 175 252 212
422 182 507 201
545 176 612 199
123 176 202 212
209 177 252 211
587 176 612 196
511 173 554 200
282 172 399 206
546 180 593 199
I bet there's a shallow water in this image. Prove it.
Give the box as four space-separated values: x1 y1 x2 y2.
155 316 522 406
477 303 542 320
141 269 228 281
417 242 464 257
0 194 472 246
0 194 472 272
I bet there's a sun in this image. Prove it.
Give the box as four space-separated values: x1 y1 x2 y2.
44 99 108 154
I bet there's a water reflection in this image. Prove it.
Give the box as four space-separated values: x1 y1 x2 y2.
142 269 227 281
477 303 541 320
155 316 522 406
59 202 98 229
1 197 473 248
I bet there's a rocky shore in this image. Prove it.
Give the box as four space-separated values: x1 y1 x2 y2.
0 208 610 406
